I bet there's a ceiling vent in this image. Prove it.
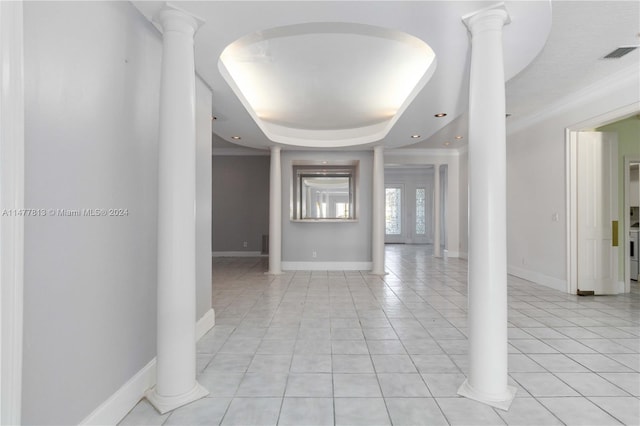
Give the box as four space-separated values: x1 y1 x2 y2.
602 46 638 59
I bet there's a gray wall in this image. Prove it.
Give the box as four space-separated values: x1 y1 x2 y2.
282 151 373 262
212 155 270 252
22 2 212 424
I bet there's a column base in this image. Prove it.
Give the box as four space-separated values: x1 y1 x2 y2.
369 270 388 276
145 381 209 414
265 270 283 275
457 379 517 411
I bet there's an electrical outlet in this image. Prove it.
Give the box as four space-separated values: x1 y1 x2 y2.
243 241 248 248
312 251 317 258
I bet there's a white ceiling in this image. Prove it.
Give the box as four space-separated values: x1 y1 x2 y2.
218 22 438 148
133 1 639 152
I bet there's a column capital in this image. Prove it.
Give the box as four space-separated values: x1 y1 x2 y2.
462 3 510 34
154 3 205 35
270 146 281 154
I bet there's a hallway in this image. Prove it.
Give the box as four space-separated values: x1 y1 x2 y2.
121 245 639 425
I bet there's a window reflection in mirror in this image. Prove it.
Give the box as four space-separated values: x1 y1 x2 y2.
293 163 358 221
301 176 351 219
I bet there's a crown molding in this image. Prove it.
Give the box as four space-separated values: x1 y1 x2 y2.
212 147 270 156
508 65 640 135
386 148 464 157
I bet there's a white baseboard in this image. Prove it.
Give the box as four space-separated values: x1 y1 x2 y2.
458 252 468 260
281 261 373 271
508 265 567 292
80 359 156 425
445 250 461 258
212 251 264 257
196 308 215 340
80 309 216 425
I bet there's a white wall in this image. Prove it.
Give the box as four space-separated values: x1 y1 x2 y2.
22 2 213 424
506 66 640 291
281 151 373 269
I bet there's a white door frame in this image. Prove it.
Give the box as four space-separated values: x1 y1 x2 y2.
566 103 639 295
0 1 25 423
624 156 640 290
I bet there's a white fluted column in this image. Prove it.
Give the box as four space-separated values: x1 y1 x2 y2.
145 6 208 414
371 146 386 275
433 164 442 258
268 146 282 274
457 4 516 411
0 2 25 424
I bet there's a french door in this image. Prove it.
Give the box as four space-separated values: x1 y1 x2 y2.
385 184 432 244
385 185 404 243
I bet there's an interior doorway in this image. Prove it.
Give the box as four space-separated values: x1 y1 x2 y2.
627 161 640 286
569 131 619 295
566 105 640 295
384 165 447 247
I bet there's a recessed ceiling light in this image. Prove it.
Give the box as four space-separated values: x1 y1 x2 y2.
411 134 421 139
455 135 463 140
321 161 328 164
231 136 241 140
434 113 447 117
444 141 450 146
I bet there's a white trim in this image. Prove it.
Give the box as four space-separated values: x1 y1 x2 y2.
0 2 24 424
508 265 567 292
145 382 208 415
567 129 578 295
611 136 620 294
570 102 640 131
565 104 639 296
282 261 373 271
212 251 265 257
212 148 269 156
80 359 157 426
80 309 216 425
457 379 516 412
195 308 215 340
386 148 463 157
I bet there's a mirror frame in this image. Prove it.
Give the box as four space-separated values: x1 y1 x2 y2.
291 161 359 222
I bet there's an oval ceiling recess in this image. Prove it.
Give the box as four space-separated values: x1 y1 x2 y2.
219 22 437 148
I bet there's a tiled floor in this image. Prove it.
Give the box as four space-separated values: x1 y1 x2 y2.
121 245 640 425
